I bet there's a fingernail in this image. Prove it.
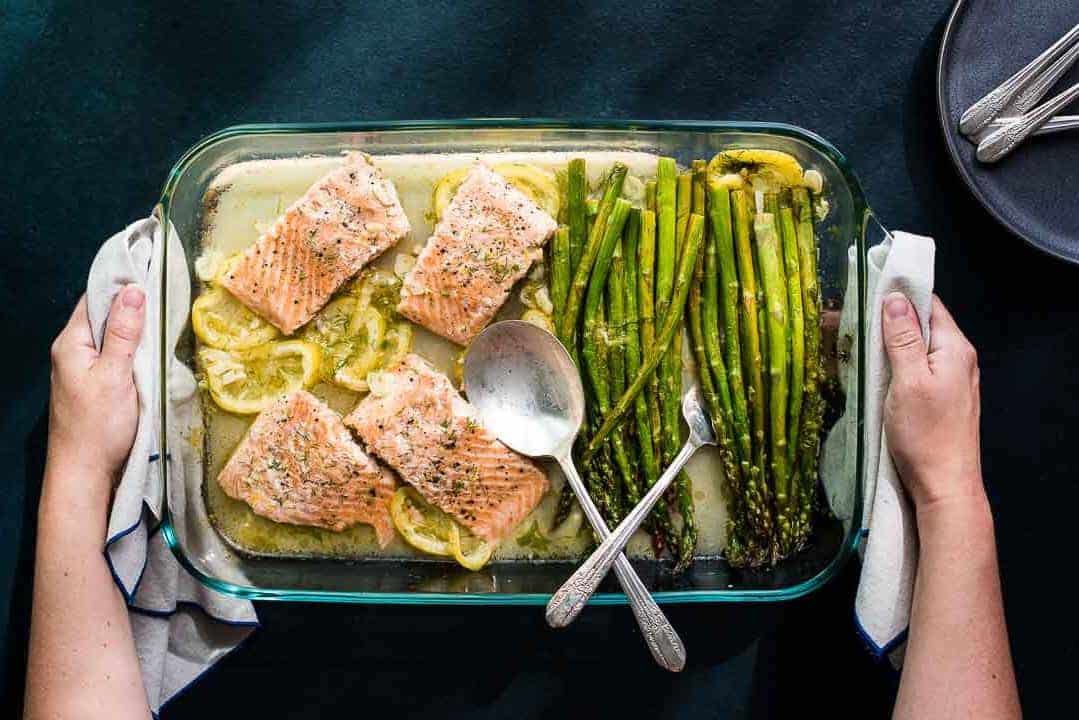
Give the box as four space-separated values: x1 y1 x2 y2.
122 285 145 309
884 292 909 320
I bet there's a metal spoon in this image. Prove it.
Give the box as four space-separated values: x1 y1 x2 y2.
547 385 717 627
463 320 686 672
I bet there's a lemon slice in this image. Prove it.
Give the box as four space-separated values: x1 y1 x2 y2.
191 286 279 351
390 487 455 557
301 297 359 380
432 163 560 221
450 524 494 571
707 149 805 190
334 306 387 392
199 340 321 414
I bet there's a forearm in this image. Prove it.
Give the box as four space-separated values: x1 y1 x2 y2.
894 489 1020 720
25 462 149 720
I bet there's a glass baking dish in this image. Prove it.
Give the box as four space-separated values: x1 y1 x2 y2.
158 120 867 605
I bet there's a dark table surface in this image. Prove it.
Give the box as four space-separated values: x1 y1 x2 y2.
2 1 1076 717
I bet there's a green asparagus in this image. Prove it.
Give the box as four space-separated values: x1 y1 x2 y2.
754 211 792 547
567 159 588 269
584 214 705 464
561 163 628 360
779 202 805 472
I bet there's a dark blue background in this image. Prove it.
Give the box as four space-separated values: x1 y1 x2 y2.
2 1 1076 717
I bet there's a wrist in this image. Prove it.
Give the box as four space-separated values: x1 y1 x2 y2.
915 487 994 546
42 449 116 510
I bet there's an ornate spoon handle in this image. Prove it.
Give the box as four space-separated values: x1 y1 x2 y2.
545 454 686 672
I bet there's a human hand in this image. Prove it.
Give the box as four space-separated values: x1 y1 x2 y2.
47 286 146 502
882 293 984 514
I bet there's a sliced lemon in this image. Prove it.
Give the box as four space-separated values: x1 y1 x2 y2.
390 487 455 557
450 524 494 571
199 340 321 414
301 297 359 380
191 286 280 351
334 306 387 392
432 163 560 221
707 149 805 190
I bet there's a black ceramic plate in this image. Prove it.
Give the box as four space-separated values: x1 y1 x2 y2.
938 0 1079 264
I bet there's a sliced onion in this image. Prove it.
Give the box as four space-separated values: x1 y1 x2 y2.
194 250 223 282
803 169 824 194
366 371 393 397
534 285 553 315
622 174 645 202
394 253 416 279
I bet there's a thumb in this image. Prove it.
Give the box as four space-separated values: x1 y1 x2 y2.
881 292 928 379
100 284 146 363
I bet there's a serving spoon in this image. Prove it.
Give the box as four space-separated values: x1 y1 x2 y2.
548 384 717 627
463 320 686 672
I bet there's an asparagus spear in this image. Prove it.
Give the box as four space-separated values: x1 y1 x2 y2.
754 211 792 547
581 199 634 519
549 226 571 330
688 211 743 560
731 190 770 527
793 188 822 543
667 171 698 567
607 230 641 512
636 208 675 551
654 159 678 332
561 163 628 360
624 210 656 509
608 235 628 406
583 214 705 465
706 183 770 563
779 202 805 471
704 185 747 464
567 159 588 269
640 208 663 461
675 172 693 247
645 179 657 212
654 158 679 462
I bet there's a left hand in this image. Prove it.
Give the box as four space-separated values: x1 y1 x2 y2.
47 286 146 500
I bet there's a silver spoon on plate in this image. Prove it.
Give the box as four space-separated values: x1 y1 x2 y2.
463 320 686 672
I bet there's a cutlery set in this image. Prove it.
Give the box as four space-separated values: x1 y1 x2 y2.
961 23 1079 162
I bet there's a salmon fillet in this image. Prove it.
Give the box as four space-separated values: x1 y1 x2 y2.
221 153 410 334
397 163 557 345
217 390 396 545
344 354 548 544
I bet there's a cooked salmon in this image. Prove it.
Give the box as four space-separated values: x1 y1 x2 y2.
221 153 410 334
217 390 396 545
344 354 548 544
397 163 557 345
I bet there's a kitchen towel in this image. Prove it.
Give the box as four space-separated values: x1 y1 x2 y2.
821 228 935 668
87 213 258 716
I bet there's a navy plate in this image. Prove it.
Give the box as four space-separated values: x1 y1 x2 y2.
938 0 1079 264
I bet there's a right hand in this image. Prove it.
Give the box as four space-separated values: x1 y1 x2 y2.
882 293 984 512
47 286 146 501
